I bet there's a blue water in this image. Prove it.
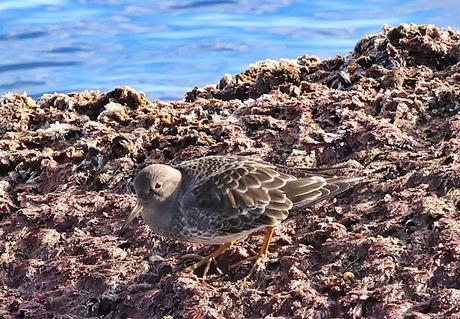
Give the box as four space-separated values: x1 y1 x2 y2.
0 1 458 101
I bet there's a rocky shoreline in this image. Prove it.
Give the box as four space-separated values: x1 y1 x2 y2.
1 24 460 318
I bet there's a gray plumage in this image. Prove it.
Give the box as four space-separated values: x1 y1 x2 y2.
120 155 364 244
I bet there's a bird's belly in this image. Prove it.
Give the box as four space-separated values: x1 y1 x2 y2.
140 212 249 244
174 228 258 245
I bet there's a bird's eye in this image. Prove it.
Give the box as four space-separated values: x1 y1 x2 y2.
154 182 162 189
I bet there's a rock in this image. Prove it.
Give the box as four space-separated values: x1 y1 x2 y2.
1 24 460 318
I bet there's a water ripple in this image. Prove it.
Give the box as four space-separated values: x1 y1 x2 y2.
0 61 81 73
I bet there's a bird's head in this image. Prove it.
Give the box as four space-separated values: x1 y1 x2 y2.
120 164 182 235
134 164 182 203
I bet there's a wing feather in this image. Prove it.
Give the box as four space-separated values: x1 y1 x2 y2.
178 157 294 234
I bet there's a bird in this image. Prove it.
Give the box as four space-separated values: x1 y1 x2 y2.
120 155 364 278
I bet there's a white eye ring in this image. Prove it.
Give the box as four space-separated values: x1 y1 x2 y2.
154 182 162 189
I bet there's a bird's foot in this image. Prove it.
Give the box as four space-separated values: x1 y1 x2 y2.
239 253 271 287
247 253 269 278
181 254 214 279
228 251 270 284
180 241 234 279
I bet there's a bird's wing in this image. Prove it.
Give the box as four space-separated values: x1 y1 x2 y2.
273 162 365 206
283 176 365 207
178 157 295 233
274 162 350 178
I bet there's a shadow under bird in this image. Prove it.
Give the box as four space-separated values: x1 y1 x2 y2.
120 155 364 278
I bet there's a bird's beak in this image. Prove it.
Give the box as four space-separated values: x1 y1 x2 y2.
119 200 143 236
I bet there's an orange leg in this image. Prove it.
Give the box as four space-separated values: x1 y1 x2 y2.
260 226 275 257
182 241 234 278
247 226 275 277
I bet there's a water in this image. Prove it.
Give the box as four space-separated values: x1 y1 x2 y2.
0 0 458 101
